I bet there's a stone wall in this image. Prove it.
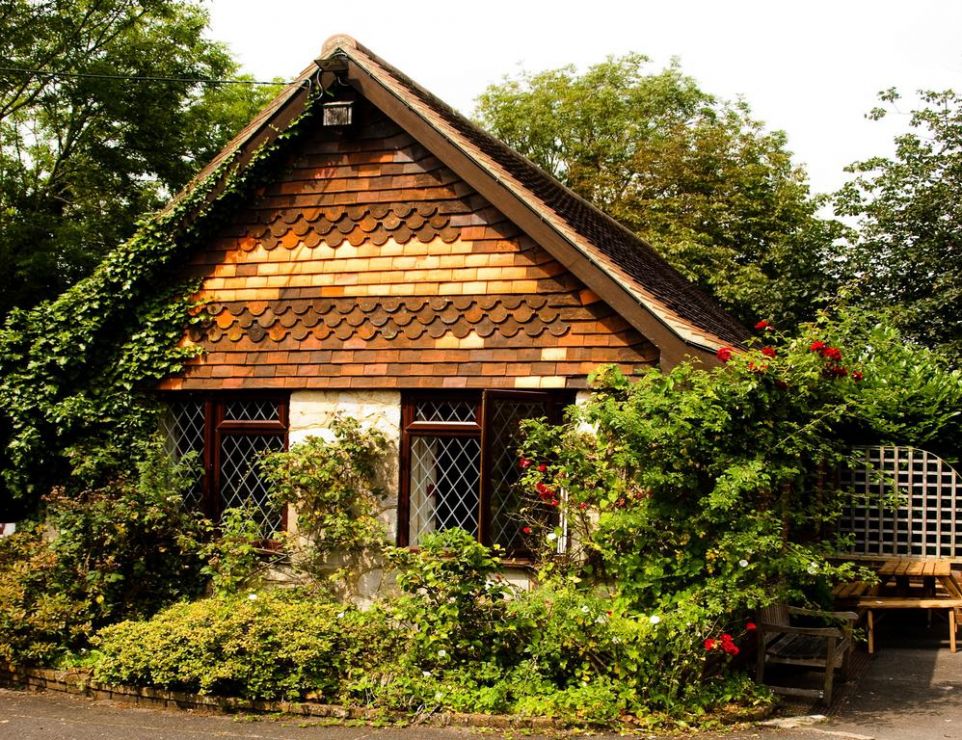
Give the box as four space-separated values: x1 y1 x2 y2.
285 389 544 598
285 390 401 601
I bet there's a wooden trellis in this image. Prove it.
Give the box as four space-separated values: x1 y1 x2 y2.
839 446 962 557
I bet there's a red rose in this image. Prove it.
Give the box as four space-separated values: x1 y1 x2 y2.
724 644 740 656
519 457 531 469
745 621 757 632
852 370 864 382
704 638 717 651
809 340 826 353
548 498 559 507
521 526 532 535
716 346 733 363
578 502 589 511
755 320 771 331
537 463 547 473
761 346 777 358
823 346 842 362
721 633 734 643
535 481 553 498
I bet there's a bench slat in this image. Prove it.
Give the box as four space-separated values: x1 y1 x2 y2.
858 597 962 608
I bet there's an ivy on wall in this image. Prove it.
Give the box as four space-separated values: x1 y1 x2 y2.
0 92 323 504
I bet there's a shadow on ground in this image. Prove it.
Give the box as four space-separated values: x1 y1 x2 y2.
758 611 962 739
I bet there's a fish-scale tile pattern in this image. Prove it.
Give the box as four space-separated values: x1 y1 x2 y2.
245 203 462 250
163 97 659 391
201 296 570 343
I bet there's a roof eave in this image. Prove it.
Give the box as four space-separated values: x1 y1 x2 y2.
332 39 735 369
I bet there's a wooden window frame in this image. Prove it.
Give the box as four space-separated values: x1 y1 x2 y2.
398 389 571 557
161 392 290 532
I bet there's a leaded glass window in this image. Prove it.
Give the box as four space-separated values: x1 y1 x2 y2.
161 399 206 507
486 396 550 551
220 433 285 537
401 391 567 554
160 395 288 537
410 436 482 541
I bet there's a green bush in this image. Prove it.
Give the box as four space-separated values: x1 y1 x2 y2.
87 528 762 725
386 529 515 669
260 417 389 594
201 504 272 596
0 443 209 664
0 527 93 664
94 590 394 701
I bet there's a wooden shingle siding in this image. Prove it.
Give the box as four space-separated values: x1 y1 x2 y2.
160 98 657 390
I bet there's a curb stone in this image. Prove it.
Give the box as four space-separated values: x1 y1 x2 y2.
0 664 561 730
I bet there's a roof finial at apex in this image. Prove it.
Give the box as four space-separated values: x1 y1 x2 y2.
321 34 358 56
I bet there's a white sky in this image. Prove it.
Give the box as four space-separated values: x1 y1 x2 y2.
208 0 962 197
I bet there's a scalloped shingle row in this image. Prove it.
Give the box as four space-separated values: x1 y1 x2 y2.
162 97 658 391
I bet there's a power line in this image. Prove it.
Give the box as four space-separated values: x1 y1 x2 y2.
0 66 296 87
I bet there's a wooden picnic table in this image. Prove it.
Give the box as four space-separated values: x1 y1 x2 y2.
876 556 962 598
834 556 962 653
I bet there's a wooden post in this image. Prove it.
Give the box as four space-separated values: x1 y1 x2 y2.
823 636 837 705
951 608 957 654
842 622 853 680
867 610 875 654
755 629 766 683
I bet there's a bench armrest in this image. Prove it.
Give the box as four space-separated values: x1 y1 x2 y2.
758 621 845 638
786 605 859 622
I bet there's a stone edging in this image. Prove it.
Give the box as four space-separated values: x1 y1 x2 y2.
0 664 561 730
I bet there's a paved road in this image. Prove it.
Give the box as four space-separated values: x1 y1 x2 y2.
0 689 522 740
3 617 962 740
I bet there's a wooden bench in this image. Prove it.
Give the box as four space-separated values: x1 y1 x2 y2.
756 605 858 705
857 597 962 653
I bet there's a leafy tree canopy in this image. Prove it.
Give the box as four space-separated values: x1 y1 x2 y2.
0 0 280 317
475 54 843 327
835 89 962 362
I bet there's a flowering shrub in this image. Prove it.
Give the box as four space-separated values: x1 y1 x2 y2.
260 418 390 596
515 308 962 708
385 529 514 670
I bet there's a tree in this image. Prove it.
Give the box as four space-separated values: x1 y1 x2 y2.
475 55 842 327
834 89 962 362
0 0 280 317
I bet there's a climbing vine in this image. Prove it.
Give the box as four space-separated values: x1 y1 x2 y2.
0 91 323 503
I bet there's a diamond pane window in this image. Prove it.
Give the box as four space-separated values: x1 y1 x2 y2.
401 391 566 553
159 395 289 535
487 398 549 551
410 436 481 542
413 399 476 423
220 434 285 537
160 400 205 507
223 399 281 422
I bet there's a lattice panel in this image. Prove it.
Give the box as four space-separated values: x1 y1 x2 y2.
223 399 280 422
487 398 549 551
413 399 477 424
839 446 962 557
219 434 285 537
160 400 205 507
409 436 481 543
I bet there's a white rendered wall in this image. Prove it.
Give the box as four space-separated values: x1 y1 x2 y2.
285 389 540 598
287 390 401 602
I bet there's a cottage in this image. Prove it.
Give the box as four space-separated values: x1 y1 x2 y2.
157 35 747 571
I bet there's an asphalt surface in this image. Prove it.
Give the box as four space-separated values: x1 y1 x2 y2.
2 613 962 740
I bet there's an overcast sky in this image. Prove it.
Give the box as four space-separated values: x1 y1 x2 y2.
208 0 962 197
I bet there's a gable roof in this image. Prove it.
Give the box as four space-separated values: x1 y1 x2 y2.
175 35 748 368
